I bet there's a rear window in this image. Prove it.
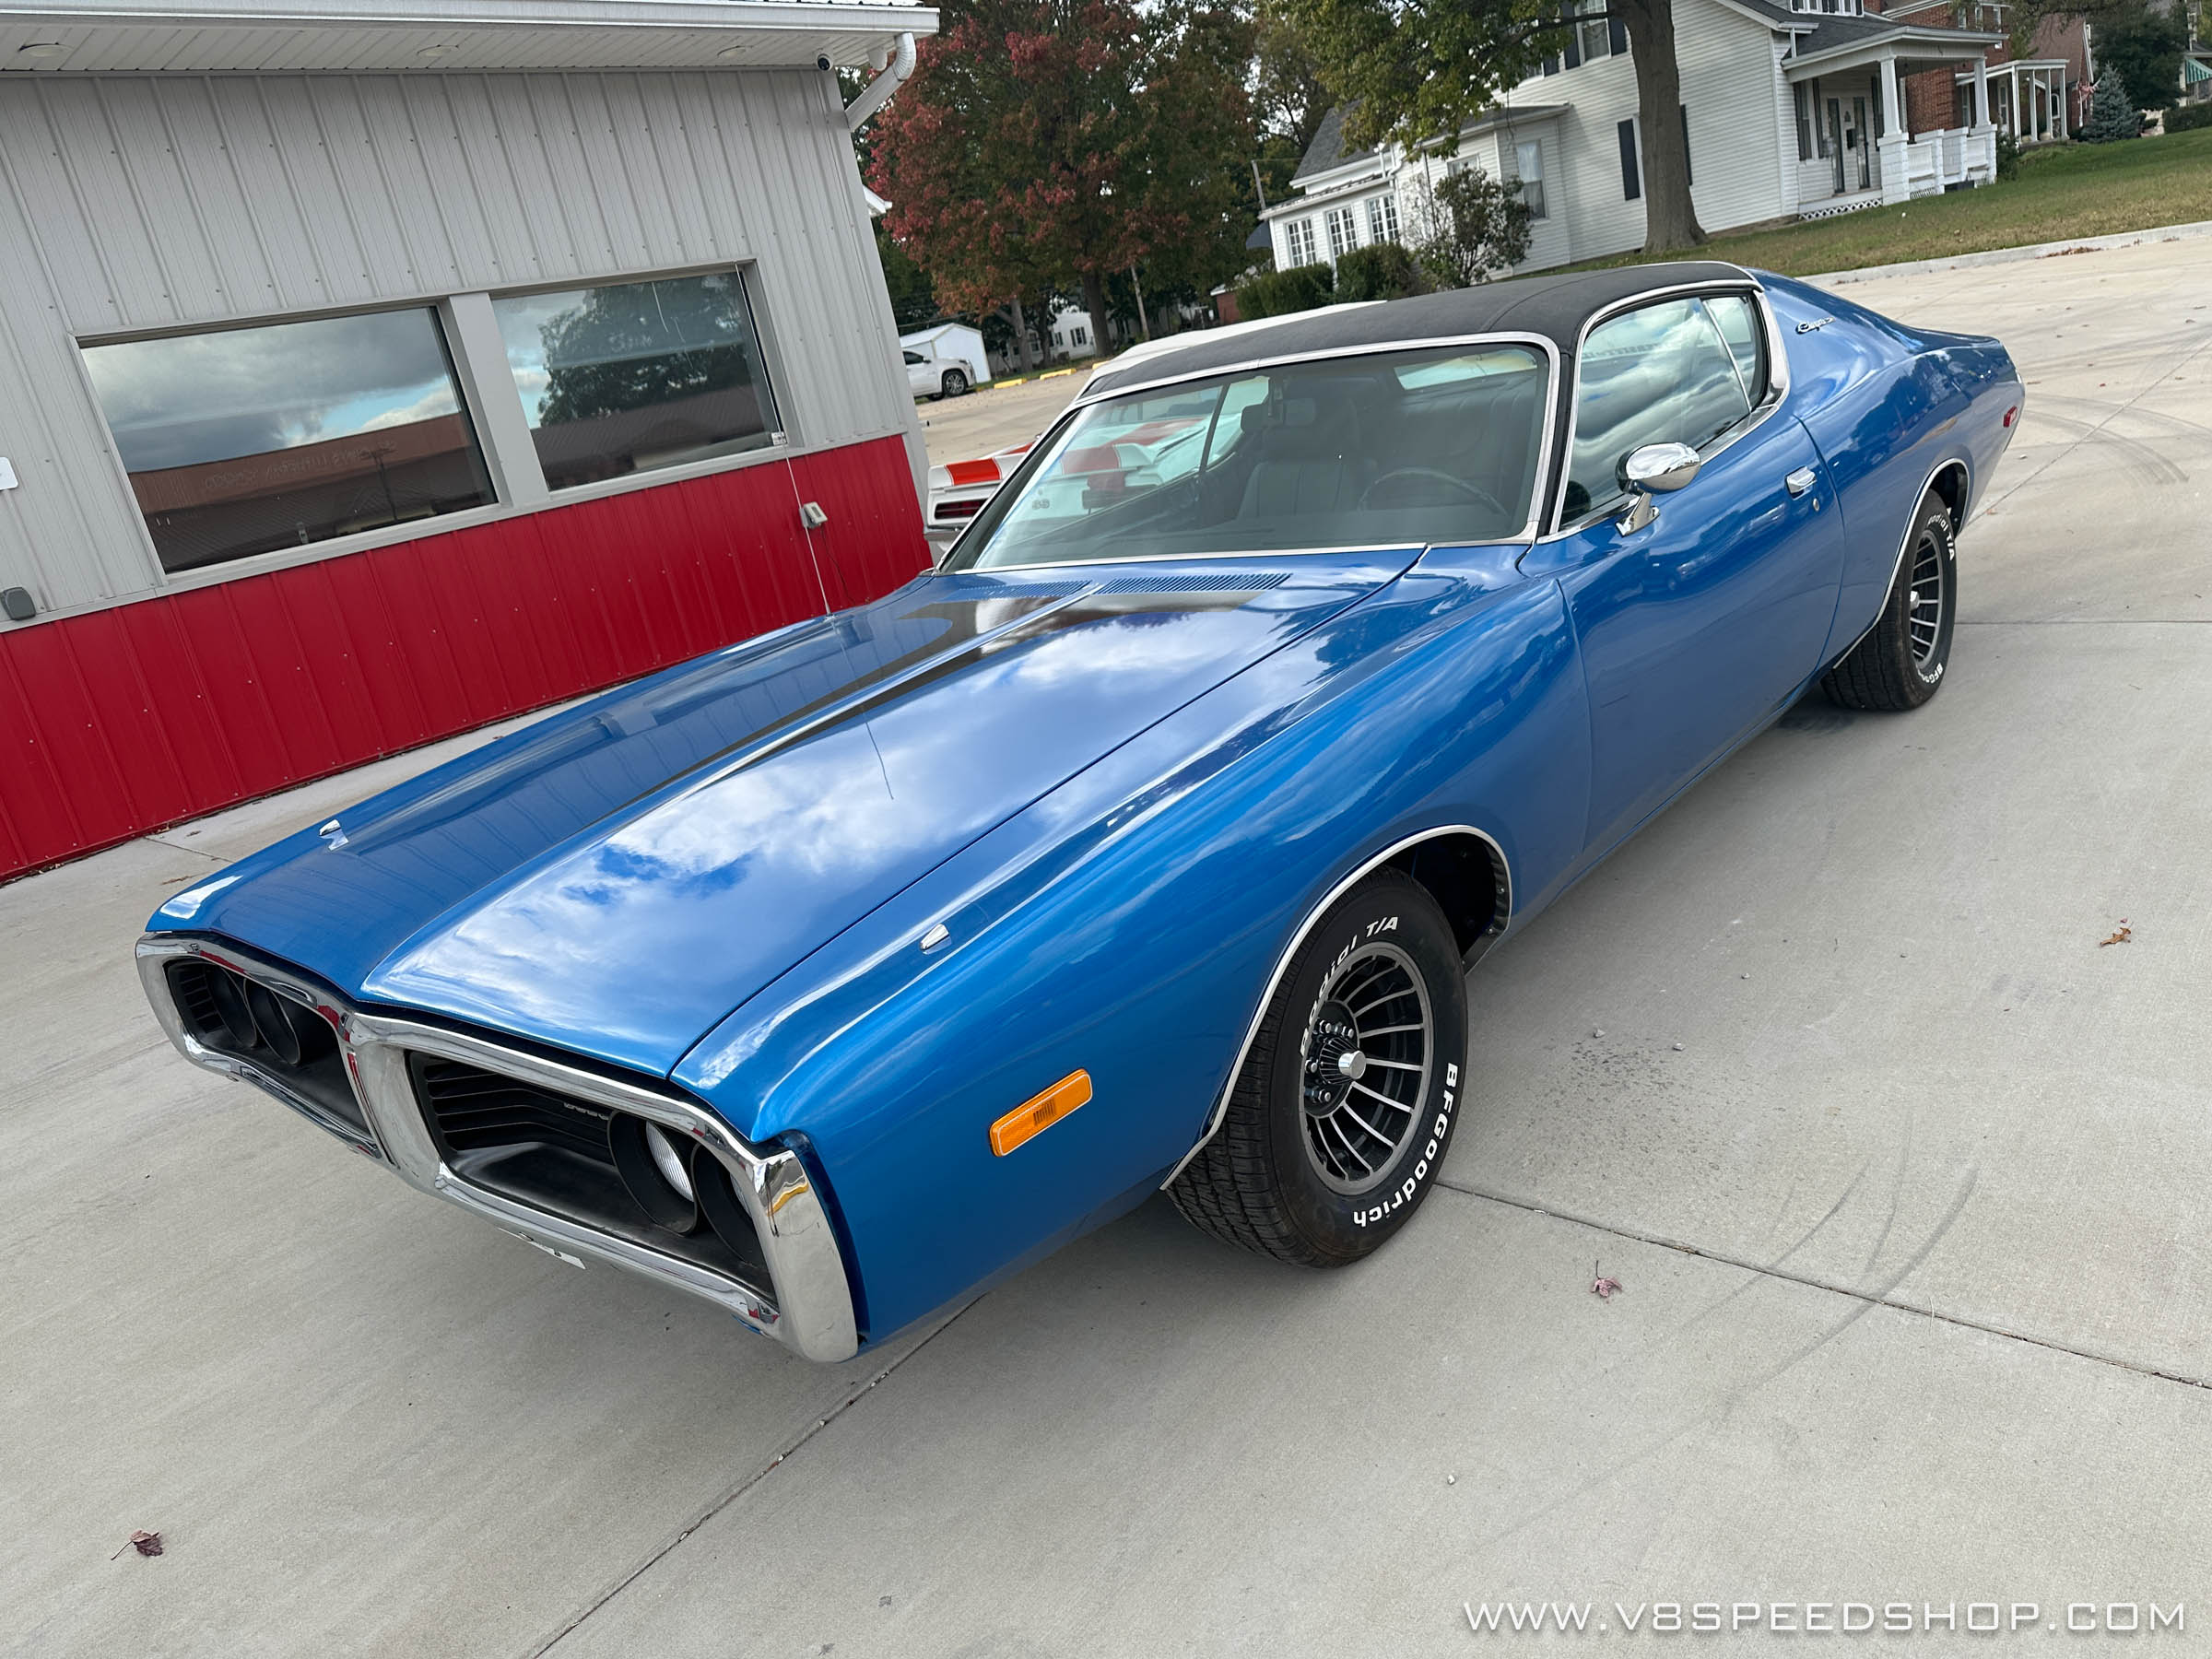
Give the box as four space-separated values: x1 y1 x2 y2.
947 343 1549 569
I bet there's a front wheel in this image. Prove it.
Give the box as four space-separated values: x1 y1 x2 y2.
1821 489 1958 711
937 368 970 399
1170 871 1469 1265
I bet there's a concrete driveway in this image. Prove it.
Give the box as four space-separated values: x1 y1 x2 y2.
6 237 2208 1657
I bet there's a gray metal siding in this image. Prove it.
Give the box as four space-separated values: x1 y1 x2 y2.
0 68 917 618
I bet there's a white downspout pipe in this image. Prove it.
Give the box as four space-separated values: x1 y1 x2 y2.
845 32 917 133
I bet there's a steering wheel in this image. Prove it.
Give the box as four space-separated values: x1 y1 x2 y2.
1359 467 1509 522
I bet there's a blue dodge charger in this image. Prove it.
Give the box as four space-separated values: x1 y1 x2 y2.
140 262 2022 1362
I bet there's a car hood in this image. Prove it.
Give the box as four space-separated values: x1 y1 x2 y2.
155 553 1417 1077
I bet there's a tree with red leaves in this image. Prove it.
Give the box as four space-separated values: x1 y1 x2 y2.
868 0 1255 353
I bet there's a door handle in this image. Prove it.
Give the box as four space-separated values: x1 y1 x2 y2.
1785 466 1818 497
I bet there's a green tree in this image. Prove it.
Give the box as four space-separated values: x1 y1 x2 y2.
868 0 1257 356
2085 65 2143 139
1407 167 1534 287
2096 0 2189 111
1277 0 1704 252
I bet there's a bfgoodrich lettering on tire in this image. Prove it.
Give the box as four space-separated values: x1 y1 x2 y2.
1170 870 1470 1265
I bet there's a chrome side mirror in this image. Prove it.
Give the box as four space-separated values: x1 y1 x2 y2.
1617 442 1701 533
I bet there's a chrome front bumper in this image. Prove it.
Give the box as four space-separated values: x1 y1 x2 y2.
135 935 861 1362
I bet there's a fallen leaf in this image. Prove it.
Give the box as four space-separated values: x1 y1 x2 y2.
2099 922 2132 947
112 1530 163 1559
1591 1261 1622 1300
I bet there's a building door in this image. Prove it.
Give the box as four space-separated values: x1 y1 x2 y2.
1853 96 1872 188
1827 99 1845 193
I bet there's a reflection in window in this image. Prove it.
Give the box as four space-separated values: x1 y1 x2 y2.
494 272 782 492
1563 296 1755 523
950 344 1549 569
82 310 494 573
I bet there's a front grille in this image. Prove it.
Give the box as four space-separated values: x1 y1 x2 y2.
163 957 371 1141
413 1057 615 1162
406 1052 769 1293
171 960 226 1034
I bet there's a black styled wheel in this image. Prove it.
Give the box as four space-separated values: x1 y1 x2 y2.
1169 871 1469 1265
938 368 970 399
1821 489 1958 712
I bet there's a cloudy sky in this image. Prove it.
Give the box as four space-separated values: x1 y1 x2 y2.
84 308 465 475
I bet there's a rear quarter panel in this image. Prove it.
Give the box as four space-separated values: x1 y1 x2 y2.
1761 275 2021 664
676 560 1593 1343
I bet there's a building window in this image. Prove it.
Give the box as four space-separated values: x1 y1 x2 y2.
1577 0 1612 64
1324 206 1360 261
1365 193 1401 243
1514 139 1548 218
493 271 781 494
81 308 495 575
1285 218 1319 265
1795 82 1815 159
1618 118 1641 200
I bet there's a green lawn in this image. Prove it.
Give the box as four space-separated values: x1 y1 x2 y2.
1565 127 2212 277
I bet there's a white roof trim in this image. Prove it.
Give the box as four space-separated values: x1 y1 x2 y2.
0 0 939 72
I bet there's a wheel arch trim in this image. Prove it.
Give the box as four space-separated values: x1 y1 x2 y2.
1158 823 1511 1189
1830 453 1971 666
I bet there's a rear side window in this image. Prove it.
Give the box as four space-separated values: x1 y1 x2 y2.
1703 294 1767 401
1562 296 1755 523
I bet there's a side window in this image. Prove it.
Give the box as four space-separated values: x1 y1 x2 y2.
904 350 925 364
1563 296 1754 523
1200 375 1273 471
1702 294 1766 402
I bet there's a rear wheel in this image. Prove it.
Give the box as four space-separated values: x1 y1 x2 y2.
1170 872 1469 1265
1821 489 1958 711
937 368 970 399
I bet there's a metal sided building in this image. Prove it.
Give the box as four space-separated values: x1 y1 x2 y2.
0 0 937 881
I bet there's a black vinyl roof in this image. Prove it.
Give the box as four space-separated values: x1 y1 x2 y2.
1084 261 1759 401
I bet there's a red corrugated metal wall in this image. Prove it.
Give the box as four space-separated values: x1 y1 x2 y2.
0 434 927 882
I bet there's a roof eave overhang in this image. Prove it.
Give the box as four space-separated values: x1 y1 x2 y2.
0 0 940 72
1785 26 2002 76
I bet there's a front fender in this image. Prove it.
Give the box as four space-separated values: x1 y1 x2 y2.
676 566 1591 1343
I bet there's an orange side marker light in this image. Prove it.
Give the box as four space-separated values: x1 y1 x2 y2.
990 1070 1092 1157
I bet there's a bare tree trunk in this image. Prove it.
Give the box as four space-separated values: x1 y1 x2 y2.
1622 0 1706 253
1006 299 1035 374
1080 268 1112 357
1129 264 1152 340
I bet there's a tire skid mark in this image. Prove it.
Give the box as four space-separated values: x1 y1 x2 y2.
1449 1168 1981 1559
2010 407 2186 487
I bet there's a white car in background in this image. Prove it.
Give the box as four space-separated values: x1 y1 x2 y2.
905 348 972 400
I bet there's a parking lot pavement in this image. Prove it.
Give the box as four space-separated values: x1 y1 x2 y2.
917 371 1085 465
5 238 2207 1657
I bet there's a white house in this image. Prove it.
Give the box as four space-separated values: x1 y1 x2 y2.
1265 0 2006 277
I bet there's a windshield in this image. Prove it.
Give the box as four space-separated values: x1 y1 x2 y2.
947 341 1549 569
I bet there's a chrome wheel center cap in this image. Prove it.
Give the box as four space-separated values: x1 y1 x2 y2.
1336 1049 1368 1081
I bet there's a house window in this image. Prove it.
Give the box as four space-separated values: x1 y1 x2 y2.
1576 0 1611 64
1324 206 1360 261
1514 139 1548 219
1794 83 1816 159
81 307 495 574
1618 118 1641 200
493 271 781 494
1365 194 1401 244
1285 218 1319 266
